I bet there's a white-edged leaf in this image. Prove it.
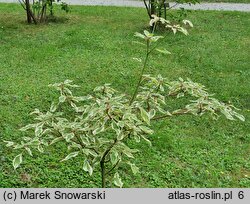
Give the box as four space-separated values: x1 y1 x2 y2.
140 126 154 134
13 154 22 170
127 162 139 175
134 32 145 39
144 30 151 37
93 125 105 135
37 145 44 153
183 19 193 27
80 136 90 146
141 135 152 146
110 151 119 165
139 107 150 125
25 147 33 156
178 27 188 36
156 48 171 55
123 149 134 158
35 124 43 137
233 111 245 122
63 133 75 142
132 57 142 63
83 159 93 176
50 137 63 145
19 124 36 131
113 172 123 188
149 109 156 119
50 102 58 112
82 149 98 157
30 108 40 115
59 95 67 103
117 132 125 141
4 140 14 147
61 151 79 162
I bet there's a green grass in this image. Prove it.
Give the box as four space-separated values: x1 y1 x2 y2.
0 3 249 188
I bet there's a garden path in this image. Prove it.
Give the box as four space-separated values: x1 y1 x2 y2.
0 0 250 12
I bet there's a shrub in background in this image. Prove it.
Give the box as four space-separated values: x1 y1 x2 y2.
18 0 69 24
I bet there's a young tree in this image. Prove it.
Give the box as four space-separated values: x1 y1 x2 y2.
143 0 200 22
18 0 70 24
5 16 244 188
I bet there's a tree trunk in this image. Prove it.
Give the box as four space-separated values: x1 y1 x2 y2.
49 0 53 16
40 4 47 23
100 160 106 188
24 0 37 24
150 0 156 16
25 0 32 23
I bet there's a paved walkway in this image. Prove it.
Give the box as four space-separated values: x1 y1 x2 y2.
0 0 250 12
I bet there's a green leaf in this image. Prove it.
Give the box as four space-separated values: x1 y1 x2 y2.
13 154 22 170
83 159 93 176
61 151 79 162
113 172 123 188
139 107 150 125
156 48 171 55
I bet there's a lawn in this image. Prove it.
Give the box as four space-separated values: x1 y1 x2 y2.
0 3 249 188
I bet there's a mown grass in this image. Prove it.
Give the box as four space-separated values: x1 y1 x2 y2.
0 3 249 188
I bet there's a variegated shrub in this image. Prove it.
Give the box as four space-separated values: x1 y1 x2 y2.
5 16 244 188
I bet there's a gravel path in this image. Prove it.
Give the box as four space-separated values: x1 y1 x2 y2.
0 0 250 12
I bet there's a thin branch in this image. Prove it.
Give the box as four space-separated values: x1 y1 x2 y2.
18 0 27 10
143 0 152 19
101 139 118 162
76 133 99 154
167 3 178 11
129 41 150 105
